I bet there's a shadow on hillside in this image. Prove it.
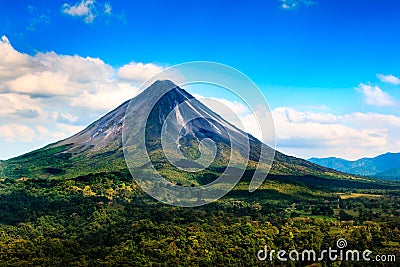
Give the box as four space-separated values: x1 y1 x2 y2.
0 188 106 225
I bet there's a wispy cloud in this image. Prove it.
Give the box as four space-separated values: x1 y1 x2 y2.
61 0 121 24
27 5 50 31
356 83 396 107
279 0 316 10
377 74 400 85
104 2 112 15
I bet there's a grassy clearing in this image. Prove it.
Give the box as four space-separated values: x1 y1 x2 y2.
338 192 383 199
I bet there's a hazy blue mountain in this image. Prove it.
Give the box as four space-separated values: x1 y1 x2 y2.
309 152 400 180
375 168 400 181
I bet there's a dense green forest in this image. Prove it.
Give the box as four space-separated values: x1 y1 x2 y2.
0 170 398 266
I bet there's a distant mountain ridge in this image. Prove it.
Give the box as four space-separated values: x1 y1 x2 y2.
309 152 400 180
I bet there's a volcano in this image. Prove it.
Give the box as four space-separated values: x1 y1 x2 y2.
0 80 349 182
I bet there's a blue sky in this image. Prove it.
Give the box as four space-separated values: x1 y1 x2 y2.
0 0 400 160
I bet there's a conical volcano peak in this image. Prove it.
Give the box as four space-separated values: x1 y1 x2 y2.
136 79 194 106
144 79 181 95
153 79 178 88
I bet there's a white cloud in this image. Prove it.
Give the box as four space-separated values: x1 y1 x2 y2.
53 123 85 138
276 107 337 124
0 36 34 80
7 72 70 96
35 52 113 84
0 124 36 142
356 83 396 107
193 94 263 139
0 36 166 159
62 0 118 24
0 122 84 159
104 2 112 15
63 0 93 16
70 82 139 110
62 0 95 23
272 107 400 160
0 35 151 101
33 123 82 141
341 112 400 128
193 94 249 116
192 95 400 160
280 0 316 10
377 74 400 85
299 104 330 111
0 41 117 98
53 112 79 124
118 62 165 83
0 93 42 119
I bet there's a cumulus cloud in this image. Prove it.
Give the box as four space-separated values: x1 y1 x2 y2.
193 94 265 140
272 107 400 160
118 62 165 83
52 112 79 124
70 82 139 110
0 122 85 144
4 52 116 97
193 94 249 116
35 52 114 84
0 36 166 159
14 109 40 119
62 0 95 23
0 36 34 80
62 0 120 24
0 124 36 142
377 74 400 85
275 107 337 124
7 72 70 97
174 92 277 148
0 35 156 101
193 94 400 160
0 93 42 119
356 83 396 107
